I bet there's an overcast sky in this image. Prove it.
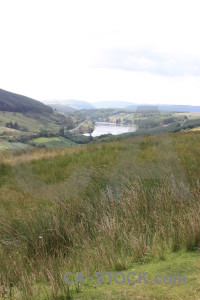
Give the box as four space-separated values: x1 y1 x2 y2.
1 0 200 105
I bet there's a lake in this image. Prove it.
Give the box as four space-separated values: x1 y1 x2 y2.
83 122 137 137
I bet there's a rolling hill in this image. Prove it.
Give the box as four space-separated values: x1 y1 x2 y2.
50 104 77 113
126 104 200 112
46 99 95 110
0 88 53 114
94 101 134 108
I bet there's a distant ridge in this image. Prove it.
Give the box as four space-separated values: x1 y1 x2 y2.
50 104 77 113
126 104 200 112
86 101 200 112
46 99 95 110
94 101 134 108
0 88 53 114
65 99 95 109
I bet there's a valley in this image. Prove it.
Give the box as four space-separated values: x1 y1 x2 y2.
0 89 200 299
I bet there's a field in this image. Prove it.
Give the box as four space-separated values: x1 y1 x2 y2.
0 131 200 299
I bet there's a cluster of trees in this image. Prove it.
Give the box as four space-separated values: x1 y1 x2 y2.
66 117 74 129
135 118 160 129
75 108 128 122
116 118 121 125
59 127 65 136
6 121 19 130
123 119 132 125
57 126 92 144
181 118 200 130
64 130 92 144
161 117 176 125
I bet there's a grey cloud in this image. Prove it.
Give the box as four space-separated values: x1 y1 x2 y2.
98 48 200 76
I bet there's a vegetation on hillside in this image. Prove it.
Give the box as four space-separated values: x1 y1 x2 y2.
0 110 88 148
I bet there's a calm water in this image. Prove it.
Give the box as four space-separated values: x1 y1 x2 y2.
84 122 137 137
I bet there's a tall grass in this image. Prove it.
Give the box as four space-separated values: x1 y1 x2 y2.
0 132 200 299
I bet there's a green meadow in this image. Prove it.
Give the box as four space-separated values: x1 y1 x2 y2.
0 131 200 299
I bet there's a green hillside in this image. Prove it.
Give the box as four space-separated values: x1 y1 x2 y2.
0 111 74 135
0 110 86 148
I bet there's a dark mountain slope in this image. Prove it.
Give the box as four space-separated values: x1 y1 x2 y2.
0 88 53 114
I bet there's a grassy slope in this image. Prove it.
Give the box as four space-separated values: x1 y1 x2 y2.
30 137 77 148
0 111 71 134
0 131 200 299
0 138 30 151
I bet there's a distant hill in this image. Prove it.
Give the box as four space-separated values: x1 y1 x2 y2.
135 106 159 112
50 104 77 113
66 99 94 109
46 99 95 110
94 101 134 109
157 105 200 112
0 88 53 114
126 104 200 112
92 101 200 112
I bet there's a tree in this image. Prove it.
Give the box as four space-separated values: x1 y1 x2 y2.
6 121 14 128
13 122 19 130
66 117 74 130
59 126 65 136
116 118 121 125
